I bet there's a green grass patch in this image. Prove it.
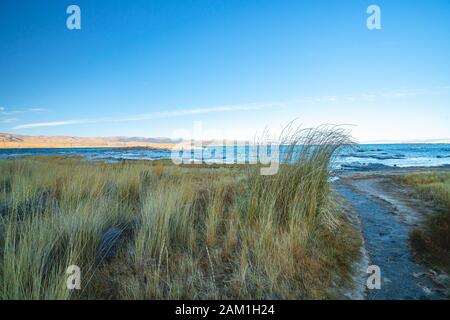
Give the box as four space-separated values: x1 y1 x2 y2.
395 171 450 272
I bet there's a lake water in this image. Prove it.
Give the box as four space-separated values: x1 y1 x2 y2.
0 144 449 171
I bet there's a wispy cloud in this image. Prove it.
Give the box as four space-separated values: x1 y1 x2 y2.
15 120 86 128
28 108 47 112
10 85 450 130
1 118 18 124
12 103 276 129
345 86 450 101
0 106 48 116
288 87 439 105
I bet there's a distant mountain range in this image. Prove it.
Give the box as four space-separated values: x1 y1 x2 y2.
1 133 449 149
0 133 183 149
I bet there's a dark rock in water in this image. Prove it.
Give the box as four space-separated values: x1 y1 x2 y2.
97 227 123 262
343 153 405 160
340 162 391 172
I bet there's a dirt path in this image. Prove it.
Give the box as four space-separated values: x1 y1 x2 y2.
336 174 448 300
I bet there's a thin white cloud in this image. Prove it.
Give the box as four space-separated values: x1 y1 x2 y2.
12 103 276 129
28 108 47 112
0 106 47 116
344 88 433 102
1 118 18 123
15 120 86 128
10 86 450 130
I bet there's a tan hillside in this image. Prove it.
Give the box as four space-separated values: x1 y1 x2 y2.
0 133 181 149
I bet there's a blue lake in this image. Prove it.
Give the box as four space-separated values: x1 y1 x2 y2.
0 144 449 171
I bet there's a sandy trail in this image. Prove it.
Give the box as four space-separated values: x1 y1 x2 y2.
335 169 449 300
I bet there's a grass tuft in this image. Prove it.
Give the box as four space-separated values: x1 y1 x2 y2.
0 127 360 299
395 171 450 272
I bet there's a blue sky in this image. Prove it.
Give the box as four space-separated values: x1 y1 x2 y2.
0 0 449 142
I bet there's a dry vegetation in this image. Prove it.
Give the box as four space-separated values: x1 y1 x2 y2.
395 171 450 272
0 128 361 299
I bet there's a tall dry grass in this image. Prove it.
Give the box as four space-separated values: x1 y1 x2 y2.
0 127 360 299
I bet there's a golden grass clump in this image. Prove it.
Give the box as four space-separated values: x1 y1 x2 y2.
0 127 361 299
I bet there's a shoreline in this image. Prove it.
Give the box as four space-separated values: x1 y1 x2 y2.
336 164 450 179
0 144 179 150
1 153 450 173
1 140 449 150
